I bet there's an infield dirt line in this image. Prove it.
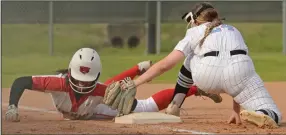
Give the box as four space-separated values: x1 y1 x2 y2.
2 103 214 134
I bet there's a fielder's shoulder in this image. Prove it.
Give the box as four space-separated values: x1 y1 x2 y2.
186 24 207 38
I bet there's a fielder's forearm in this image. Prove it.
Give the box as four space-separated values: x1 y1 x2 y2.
134 50 184 87
9 76 33 107
232 99 240 113
134 61 170 87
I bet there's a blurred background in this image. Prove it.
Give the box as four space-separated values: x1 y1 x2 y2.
2 1 286 87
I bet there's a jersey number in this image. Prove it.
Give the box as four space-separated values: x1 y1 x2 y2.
211 24 234 34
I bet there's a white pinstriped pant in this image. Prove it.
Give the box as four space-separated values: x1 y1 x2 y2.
188 53 282 123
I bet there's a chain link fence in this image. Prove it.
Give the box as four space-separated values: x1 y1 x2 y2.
1 1 284 56
2 1 282 23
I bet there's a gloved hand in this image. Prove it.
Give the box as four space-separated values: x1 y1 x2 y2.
103 77 137 117
120 77 136 91
117 81 137 116
5 104 20 122
103 81 122 109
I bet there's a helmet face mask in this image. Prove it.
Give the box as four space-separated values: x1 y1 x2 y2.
182 12 196 29
181 2 215 29
69 72 100 94
68 48 102 94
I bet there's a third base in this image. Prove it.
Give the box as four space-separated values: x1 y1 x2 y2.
114 112 182 124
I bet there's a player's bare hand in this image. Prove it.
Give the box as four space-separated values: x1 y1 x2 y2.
227 111 241 125
5 104 20 122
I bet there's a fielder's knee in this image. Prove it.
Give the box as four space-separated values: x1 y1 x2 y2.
175 65 193 94
171 65 194 107
177 65 194 89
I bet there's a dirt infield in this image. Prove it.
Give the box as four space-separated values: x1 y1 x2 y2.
2 82 286 134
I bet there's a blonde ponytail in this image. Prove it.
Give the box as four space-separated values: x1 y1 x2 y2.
199 18 222 47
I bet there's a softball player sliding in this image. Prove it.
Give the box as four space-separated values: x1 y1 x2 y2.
5 48 221 122
114 2 282 129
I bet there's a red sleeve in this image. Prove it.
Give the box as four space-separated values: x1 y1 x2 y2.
104 65 139 85
32 74 68 92
91 83 107 97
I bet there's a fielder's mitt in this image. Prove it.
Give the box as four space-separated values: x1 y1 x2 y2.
117 78 137 116
103 81 121 108
103 78 137 117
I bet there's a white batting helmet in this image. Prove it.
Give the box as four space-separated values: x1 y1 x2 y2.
68 48 102 94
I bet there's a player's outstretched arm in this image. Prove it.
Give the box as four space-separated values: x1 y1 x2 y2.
133 50 185 88
120 28 193 91
9 76 33 107
5 74 66 122
119 50 184 93
6 76 33 122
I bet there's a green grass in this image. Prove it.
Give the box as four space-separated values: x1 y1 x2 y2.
2 51 286 88
2 22 286 87
2 22 283 56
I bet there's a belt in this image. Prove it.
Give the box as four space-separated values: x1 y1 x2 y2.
204 50 247 57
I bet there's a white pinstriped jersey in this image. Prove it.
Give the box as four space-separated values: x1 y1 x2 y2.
174 22 282 123
174 22 248 57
